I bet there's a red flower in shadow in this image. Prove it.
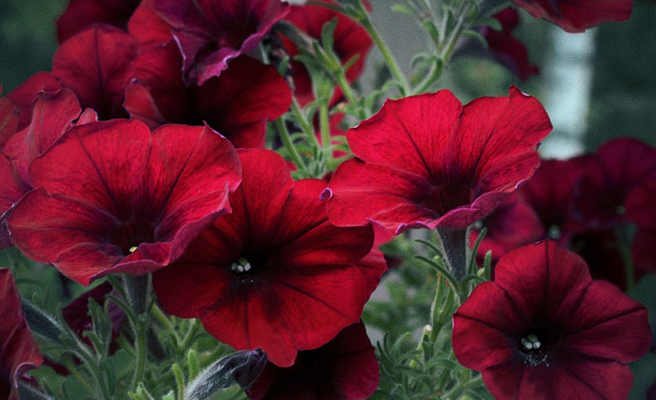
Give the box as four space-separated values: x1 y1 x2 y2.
7 120 241 286
153 149 381 367
324 87 552 234
124 42 291 149
513 0 633 33
453 241 651 400
0 268 43 400
56 0 140 43
152 0 289 84
246 322 379 400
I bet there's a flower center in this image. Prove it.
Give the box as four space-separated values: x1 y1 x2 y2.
518 332 551 367
231 257 252 274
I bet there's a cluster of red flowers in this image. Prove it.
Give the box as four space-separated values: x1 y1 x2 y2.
0 0 650 399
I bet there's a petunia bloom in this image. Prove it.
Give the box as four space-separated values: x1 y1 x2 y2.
124 42 291 148
153 0 289 84
7 120 241 286
324 86 552 234
0 268 43 400
153 149 380 367
482 9 539 81
513 0 634 33
453 241 651 400
281 0 373 106
246 322 379 400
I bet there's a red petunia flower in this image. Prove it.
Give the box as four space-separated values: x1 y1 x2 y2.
5 72 61 130
152 0 289 85
482 9 539 81
246 322 379 400
520 156 595 242
0 91 19 151
575 138 656 229
52 25 138 120
0 268 43 400
453 241 651 400
513 0 633 33
124 42 291 148
324 86 552 234
152 149 379 367
281 0 373 106
7 120 241 286
56 0 140 43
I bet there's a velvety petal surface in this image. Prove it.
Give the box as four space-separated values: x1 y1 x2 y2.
513 0 633 33
154 149 374 367
53 26 137 119
0 155 30 249
4 89 83 183
154 0 289 84
246 322 379 400
0 96 19 151
6 72 61 130
326 87 552 232
56 0 140 43
8 120 241 285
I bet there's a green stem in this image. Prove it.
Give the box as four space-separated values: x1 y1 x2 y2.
152 305 180 349
132 318 148 390
359 13 410 96
179 318 201 352
413 60 443 94
319 102 331 151
275 117 308 173
439 3 468 62
291 98 320 149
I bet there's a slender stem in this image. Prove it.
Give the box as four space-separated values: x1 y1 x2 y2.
132 318 148 390
152 305 180 348
290 98 320 149
275 117 308 172
359 14 410 96
180 318 201 352
413 60 443 94
439 3 468 62
436 227 470 284
319 102 331 150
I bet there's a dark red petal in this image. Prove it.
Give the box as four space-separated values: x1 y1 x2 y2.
193 57 292 148
53 26 137 119
6 72 61 130
521 156 596 240
633 228 656 274
558 280 650 363
483 9 539 81
356 248 388 299
514 0 633 33
0 154 30 249
4 89 82 182
247 322 379 400
453 282 523 371
576 138 656 227
326 159 439 233
128 0 173 45
494 241 591 324
0 269 43 398
0 97 19 151
154 0 290 84
347 90 463 178
626 177 656 228
123 41 187 128
473 192 545 261
56 0 140 43
8 189 122 284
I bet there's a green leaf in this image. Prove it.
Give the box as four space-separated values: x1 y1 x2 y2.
184 350 267 400
477 16 503 32
21 298 67 344
391 5 416 17
18 382 61 400
462 30 489 49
